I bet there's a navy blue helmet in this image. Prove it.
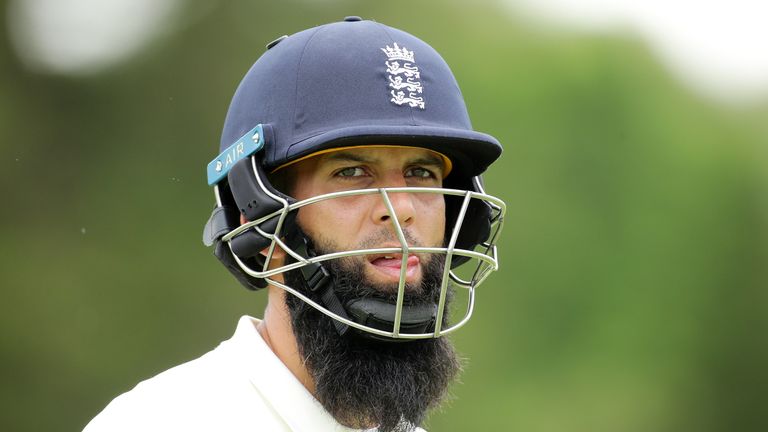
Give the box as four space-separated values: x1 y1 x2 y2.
203 18 505 341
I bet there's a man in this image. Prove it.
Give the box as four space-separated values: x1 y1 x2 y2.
84 17 505 432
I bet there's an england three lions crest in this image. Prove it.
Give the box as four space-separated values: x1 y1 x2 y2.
381 43 425 109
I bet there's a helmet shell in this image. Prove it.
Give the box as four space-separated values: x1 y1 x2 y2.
220 19 502 180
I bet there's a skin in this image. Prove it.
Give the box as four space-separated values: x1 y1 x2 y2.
244 146 447 396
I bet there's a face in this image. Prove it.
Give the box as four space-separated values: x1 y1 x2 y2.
279 147 459 432
289 146 447 288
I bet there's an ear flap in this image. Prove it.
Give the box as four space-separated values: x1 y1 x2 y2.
202 200 269 290
201 154 297 291
444 175 492 268
229 156 293 221
226 155 296 258
214 238 268 290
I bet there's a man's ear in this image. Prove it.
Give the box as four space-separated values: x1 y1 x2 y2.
240 214 286 259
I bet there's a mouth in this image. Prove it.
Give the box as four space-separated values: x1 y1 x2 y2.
366 251 421 282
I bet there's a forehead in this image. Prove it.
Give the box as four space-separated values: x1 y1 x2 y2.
320 146 443 166
278 145 452 175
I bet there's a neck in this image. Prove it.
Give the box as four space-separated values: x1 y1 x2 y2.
257 281 316 395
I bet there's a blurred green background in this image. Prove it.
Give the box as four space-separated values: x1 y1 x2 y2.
1 0 766 431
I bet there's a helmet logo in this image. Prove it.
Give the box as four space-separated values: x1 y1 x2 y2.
382 43 425 109
217 142 244 173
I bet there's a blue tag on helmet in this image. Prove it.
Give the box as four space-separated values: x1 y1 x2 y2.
207 124 264 186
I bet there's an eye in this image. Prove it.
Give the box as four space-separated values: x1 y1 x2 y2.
405 167 436 179
335 166 367 178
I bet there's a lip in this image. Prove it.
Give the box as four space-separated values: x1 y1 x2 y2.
366 250 421 281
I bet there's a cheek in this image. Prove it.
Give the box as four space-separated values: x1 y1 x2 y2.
296 198 367 247
415 195 446 243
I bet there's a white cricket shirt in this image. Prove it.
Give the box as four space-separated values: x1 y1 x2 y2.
83 316 399 432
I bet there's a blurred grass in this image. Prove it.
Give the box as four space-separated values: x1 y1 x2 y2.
1 0 766 431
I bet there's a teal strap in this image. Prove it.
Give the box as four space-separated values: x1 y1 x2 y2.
207 124 264 185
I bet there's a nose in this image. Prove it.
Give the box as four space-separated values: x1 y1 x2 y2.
371 176 415 229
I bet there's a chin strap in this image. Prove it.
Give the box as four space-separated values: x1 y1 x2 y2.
292 236 352 336
291 235 439 342
345 299 437 342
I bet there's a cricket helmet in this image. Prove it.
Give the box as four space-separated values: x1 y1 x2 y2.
203 17 505 340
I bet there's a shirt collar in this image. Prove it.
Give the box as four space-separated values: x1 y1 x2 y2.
228 315 363 432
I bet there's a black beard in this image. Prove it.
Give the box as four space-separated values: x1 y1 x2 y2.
283 232 461 432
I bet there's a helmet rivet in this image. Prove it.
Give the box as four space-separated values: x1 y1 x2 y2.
252 133 260 143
